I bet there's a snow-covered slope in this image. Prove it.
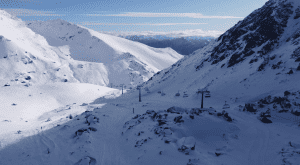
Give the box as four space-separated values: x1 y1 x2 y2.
0 9 182 88
0 11 71 85
1 1 300 165
25 19 183 87
138 0 300 106
0 9 112 87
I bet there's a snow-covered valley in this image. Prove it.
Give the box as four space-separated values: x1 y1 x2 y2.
1 85 300 165
1 0 300 164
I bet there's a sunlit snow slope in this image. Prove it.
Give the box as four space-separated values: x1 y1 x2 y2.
25 19 183 87
139 0 300 105
0 9 183 88
0 1 300 165
0 10 112 87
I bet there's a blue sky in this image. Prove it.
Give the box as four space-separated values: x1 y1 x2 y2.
1 0 269 37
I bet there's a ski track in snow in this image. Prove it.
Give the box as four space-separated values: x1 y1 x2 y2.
247 122 270 165
233 111 270 165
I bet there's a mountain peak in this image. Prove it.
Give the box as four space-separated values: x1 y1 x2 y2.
200 0 299 68
0 14 183 88
140 0 300 103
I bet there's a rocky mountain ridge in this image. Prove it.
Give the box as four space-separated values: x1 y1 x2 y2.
138 0 300 105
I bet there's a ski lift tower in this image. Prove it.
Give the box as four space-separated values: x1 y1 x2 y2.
197 88 210 109
120 83 124 95
137 85 142 102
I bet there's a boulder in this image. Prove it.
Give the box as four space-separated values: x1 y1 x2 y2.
243 103 257 112
85 115 99 125
167 106 187 114
260 117 272 124
81 103 88 106
177 136 196 155
187 158 200 165
190 108 205 115
132 114 140 119
74 156 97 165
174 116 184 123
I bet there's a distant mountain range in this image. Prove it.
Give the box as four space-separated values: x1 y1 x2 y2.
118 35 214 55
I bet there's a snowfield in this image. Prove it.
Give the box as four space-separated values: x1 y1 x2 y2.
1 0 300 164
1 85 300 165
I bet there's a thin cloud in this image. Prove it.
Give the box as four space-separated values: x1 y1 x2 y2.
86 12 244 19
77 22 207 26
100 29 224 38
3 8 65 16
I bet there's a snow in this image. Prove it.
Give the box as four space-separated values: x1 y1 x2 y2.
25 19 183 87
1 85 300 165
1 0 300 164
0 82 117 148
1 9 183 89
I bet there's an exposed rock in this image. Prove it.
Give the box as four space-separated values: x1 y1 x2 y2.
187 158 200 165
177 136 196 155
146 110 156 114
297 63 300 70
174 116 184 124
136 131 144 136
216 110 233 122
74 156 97 165
287 69 294 75
85 115 99 125
197 0 294 69
271 61 283 69
278 110 289 113
260 117 273 123
223 112 233 122
243 103 257 112
153 127 172 136
80 103 88 106
132 114 140 119
284 91 291 96
88 127 97 132
295 6 300 19
157 119 167 126
189 108 206 115
74 127 97 137
291 110 300 116
215 152 223 157
167 106 187 114
25 76 31 80
134 138 149 148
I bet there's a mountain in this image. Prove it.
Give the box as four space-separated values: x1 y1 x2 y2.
0 10 83 86
138 0 300 105
0 9 183 88
1 1 300 165
25 19 183 87
119 35 213 55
